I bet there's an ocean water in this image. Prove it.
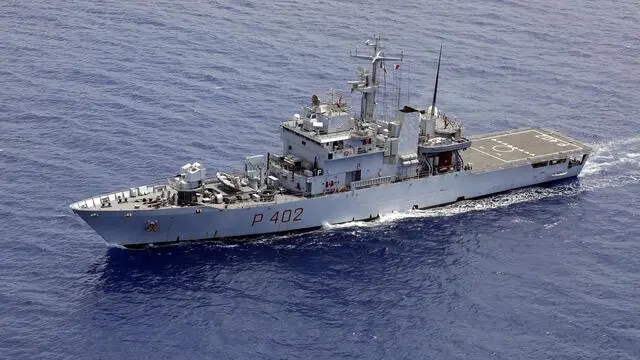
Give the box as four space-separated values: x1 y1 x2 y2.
1 1 639 359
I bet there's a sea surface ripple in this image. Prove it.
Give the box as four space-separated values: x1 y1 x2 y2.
1 1 639 359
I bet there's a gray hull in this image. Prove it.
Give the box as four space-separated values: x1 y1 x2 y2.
73 161 584 246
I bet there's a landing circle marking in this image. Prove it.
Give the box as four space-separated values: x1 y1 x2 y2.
492 145 515 153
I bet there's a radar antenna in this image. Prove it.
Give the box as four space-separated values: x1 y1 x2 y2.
350 36 403 121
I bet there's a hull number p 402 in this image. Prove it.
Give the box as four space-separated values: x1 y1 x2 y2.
252 208 303 226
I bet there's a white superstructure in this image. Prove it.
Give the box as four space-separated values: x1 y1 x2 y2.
70 38 591 248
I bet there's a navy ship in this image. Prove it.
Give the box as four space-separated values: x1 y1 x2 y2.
70 37 591 247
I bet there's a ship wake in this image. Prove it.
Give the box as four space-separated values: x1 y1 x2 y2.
578 136 640 188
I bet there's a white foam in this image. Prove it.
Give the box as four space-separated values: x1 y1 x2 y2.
106 242 128 249
322 220 377 230
580 136 640 178
577 136 640 192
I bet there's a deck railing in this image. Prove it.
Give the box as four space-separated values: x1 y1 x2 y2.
350 175 395 190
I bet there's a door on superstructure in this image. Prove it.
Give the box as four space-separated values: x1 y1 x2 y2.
345 170 362 184
438 151 453 173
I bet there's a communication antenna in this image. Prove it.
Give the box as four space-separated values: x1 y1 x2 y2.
430 44 443 117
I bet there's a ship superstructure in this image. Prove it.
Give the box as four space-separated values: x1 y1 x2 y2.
70 38 591 247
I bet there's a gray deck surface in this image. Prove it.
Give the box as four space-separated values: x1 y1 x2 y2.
461 128 589 171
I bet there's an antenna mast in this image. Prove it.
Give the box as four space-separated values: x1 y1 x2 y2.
350 36 403 122
430 44 443 117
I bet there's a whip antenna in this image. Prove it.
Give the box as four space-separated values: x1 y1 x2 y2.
430 44 442 117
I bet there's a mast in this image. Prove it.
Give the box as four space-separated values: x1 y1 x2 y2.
350 36 402 122
430 44 443 117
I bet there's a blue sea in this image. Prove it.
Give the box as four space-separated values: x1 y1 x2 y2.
1 1 639 359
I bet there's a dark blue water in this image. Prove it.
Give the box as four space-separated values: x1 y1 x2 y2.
1 1 639 359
